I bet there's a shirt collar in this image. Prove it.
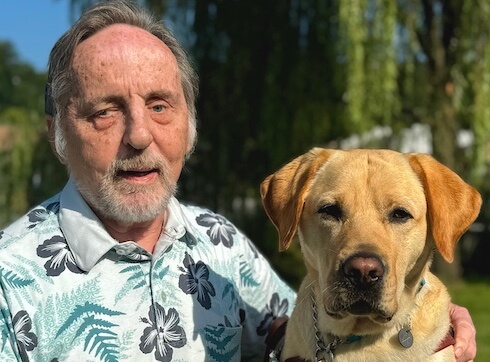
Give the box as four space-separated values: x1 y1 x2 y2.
59 177 188 271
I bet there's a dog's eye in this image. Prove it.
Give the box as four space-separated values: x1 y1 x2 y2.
318 203 342 221
390 208 413 223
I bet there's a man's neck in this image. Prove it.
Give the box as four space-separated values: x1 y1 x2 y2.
99 211 167 253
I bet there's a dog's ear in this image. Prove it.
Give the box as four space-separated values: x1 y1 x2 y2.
408 154 482 262
260 148 332 251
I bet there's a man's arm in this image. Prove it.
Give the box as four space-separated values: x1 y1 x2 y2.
450 303 477 362
0 292 22 361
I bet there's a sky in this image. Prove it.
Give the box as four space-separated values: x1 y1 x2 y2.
0 0 72 72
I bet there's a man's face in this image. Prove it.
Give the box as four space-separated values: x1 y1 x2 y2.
63 24 191 225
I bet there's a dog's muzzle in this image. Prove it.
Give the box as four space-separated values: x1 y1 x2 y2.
342 253 385 288
326 253 392 321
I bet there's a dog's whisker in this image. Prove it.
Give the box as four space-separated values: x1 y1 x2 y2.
294 279 318 309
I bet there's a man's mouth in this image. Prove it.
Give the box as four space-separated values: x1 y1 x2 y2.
116 169 159 179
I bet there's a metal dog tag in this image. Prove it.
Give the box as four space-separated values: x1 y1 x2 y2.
398 327 413 348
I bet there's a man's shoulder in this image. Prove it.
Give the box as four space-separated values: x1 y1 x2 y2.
0 194 62 250
176 200 255 251
179 200 214 214
179 201 239 230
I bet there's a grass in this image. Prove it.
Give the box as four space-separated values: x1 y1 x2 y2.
446 277 490 361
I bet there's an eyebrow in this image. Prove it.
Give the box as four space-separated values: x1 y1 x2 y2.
146 89 181 104
75 90 182 117
75 95 124 118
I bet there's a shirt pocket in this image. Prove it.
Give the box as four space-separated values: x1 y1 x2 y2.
203 325 242 362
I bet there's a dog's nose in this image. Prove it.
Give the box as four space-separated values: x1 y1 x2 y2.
342 254 384 288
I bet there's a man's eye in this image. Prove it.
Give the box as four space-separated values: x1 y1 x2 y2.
152 104 165 112
92 109 112 118
95 110 107 117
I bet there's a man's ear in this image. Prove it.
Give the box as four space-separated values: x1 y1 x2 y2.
46 115 66 165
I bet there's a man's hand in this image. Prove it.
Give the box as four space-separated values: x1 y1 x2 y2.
450 303 477 362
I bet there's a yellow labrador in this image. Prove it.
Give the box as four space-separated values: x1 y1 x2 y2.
261 148 481 362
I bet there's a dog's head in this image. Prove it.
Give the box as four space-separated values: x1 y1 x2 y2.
261 148 481 332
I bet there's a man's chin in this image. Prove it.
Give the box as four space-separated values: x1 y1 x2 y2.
74 174 176 224
97 199 168 225
86 190 171 225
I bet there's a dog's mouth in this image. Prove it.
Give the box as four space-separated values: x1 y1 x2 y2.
326 298 393 323
324 254 393 323
326 302 393 324
349 300 393 322
348 300 376 315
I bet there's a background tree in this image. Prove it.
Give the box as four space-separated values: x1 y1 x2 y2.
1 43 50 225
171 0 489 284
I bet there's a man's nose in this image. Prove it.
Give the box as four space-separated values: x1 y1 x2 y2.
123 108 153 150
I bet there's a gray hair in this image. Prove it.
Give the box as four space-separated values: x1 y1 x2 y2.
45 0 198 160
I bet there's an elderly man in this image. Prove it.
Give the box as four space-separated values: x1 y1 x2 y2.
0 1 476 361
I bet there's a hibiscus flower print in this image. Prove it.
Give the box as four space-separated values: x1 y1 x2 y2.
139 304 186 361
36 235 83 276
196 213 236 247
13 310 38 360
26 202 59 229
256 293 289 336
178 252 216 310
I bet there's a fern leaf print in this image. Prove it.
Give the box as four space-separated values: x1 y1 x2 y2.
239 260 259 288
56 302 124 361
204 325 240 361
0 268 34 289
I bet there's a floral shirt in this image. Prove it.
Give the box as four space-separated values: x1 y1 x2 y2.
0 178 296 362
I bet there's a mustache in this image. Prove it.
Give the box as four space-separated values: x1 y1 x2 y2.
108 152 168 176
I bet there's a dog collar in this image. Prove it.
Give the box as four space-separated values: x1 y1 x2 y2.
310 278 427 360
397 278 428 348
269 278 448 362
310 293 363 361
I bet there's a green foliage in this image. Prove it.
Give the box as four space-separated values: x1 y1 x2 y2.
0 42 45 114
0 42 67 228
178 0 490 283
0 108 42 224
339 0 368 132
448 278 490 361
457 1 490 185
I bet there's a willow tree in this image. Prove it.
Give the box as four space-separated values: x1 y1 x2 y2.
328 0 490 278
0 42 54 226
180 0 490 282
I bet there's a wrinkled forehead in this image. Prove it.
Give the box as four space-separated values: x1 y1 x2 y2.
67 23 183 103
71 23 179 77
309 150 426 204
